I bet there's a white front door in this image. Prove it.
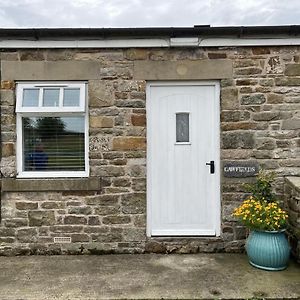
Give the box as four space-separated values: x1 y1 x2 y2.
147 81 220 236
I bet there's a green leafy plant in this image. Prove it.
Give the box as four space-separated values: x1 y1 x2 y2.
233 170 288 231
243 170 276 203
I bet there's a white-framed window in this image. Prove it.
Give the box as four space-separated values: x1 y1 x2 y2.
16 81 89 178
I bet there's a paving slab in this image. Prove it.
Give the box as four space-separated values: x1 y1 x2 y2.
0 253 299 299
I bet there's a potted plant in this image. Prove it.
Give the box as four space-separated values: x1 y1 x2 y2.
232 170 290 271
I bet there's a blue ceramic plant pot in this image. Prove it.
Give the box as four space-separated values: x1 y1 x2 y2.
245 229 290 271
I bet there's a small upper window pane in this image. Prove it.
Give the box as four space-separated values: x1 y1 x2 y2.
63 88 80 107
43 89 60 107
23 89 39 107
176 113 189 143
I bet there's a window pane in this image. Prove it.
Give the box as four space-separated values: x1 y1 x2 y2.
43 89 60 107
23 89 39 107
23 116 85 171
63 88 80 106
176 113 189 143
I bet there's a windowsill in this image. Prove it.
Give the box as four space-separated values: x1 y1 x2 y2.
1 177 101 192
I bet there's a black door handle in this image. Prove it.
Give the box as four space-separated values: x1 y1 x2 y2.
206 161 215 174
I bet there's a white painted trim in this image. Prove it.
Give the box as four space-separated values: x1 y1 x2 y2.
16 82 86 113
16 81 89 178
146 81 221 237
1 37 300 48
214 82 221 237
146 83 152 237
151 229 217 236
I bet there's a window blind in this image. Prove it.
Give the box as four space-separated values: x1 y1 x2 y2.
23 117 85 171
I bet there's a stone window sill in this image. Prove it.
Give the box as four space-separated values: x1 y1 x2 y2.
1 178 101 192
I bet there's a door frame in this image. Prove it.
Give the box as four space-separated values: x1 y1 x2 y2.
146 81 221 237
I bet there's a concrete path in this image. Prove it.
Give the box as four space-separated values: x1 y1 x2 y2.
0 253 299 299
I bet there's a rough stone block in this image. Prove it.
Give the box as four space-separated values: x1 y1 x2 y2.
0 228 16 236
275 77 300 86
252 47 270 55
235 67 262 75
123 228 146 242
16 202 38 210
1 80 15 90
16 228 38 243
50 225 83 233
92 166 125 177
88 80 115 107
102 215 131 225
0 237 15 243
221 111 250 122
112 178 131 187
85 194 119 206
0 90 15 105
260 79 274 86
221 122 256 131
40 202 65 209
4 219 28 228
88 216 100 225
19 51 45 61
221 88 238 110
145 241 167 253
241 94 266 105
64 216 87 225
125 49 149 60
285 64 300 76
282 119 300 130
2 143 14 157
266 56 283 74
235 79 257 86
131 178 146 191
68 206 93 215
252 112 279 121
222 132 254 149
133 215 146 227
28 211 56 226
208 52 227 59
71 234 90 243
131 114 146 126
267 93 284 104
112 137 146 151
90 116 114 128
94 206 120 215
255 138 276 150
121 193 146 214
115 99 145 108
92 231 122 242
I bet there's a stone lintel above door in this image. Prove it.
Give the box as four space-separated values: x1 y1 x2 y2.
134 60 232 80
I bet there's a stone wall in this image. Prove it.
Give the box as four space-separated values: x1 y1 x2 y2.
0 46 299 255
284 177 300 263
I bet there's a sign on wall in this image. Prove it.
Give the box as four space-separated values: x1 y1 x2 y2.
223 161 259 178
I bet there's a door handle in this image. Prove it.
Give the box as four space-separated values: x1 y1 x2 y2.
206 161 215 174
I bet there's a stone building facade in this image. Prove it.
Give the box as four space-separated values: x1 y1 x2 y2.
0 27 299 255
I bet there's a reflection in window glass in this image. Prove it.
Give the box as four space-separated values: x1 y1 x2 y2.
63 88 80 106
23 89 39 107
23 116 85 171
43 89 60 107
176 113 189 143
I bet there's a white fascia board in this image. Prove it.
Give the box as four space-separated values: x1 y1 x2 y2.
199 37 300 47
1 37 300 48
0 39 170 48
170 37 199 47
